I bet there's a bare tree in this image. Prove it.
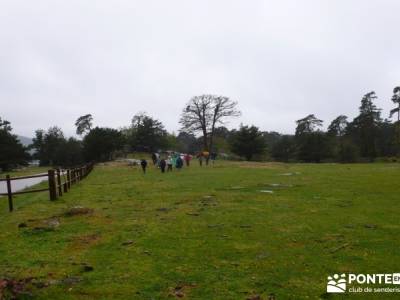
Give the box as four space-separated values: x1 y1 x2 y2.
179 95 240 156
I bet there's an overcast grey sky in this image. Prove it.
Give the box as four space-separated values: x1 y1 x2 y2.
1 0 399 137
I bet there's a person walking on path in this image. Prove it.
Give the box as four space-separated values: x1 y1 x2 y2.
151 153 157 165
184 154 191 166
198 153 204 167
167 156 173 172
159 159 166 173
210 152 217 164
171 154 178 168
176 156 183 170
140 159 148 174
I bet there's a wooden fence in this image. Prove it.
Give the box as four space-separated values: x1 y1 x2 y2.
0 163 94 212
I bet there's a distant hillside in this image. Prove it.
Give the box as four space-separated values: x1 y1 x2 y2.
17 135 33 147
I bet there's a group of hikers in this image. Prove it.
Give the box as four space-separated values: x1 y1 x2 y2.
139 151 217 174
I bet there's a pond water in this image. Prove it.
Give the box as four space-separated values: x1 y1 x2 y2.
0 174 48 195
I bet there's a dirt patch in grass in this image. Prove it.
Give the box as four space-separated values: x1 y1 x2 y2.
68 233 102 250
19 217 60 234
64 206 94 217
0 277 35 299
167 283 197 298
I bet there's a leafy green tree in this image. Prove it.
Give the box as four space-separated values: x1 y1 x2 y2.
32 127 84 166
298 132 329 162
327 115 348 137
54 138 84 166
295 114 328 162
75 114 93 135
295 114 323 136
176 131 199 153
211 126 232 153
347 92 382 160
327 115 349 161
31 129 45 162
376 119 397 157
390 87 400 122
0 118 12 131
166 133 178 150
389 87 400 155
230 125 266 160
0 117 30 171
338 139 359 163
262 131 282 150
126 113 168 152
33 127 65 165
271 135 296 162
83 127 123 161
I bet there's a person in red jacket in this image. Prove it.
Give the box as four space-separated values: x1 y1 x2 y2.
184 154 191 166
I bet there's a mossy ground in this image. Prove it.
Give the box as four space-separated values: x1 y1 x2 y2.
1 161 399 299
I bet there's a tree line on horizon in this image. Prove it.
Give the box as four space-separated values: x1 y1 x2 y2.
1 87 400 171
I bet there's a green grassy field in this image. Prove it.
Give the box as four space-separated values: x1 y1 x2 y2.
1 161 400 299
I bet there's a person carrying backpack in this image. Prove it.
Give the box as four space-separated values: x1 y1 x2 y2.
140 159 148 174
176 156 183 170
159 159 166 173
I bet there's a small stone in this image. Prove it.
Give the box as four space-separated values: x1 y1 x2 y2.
46 218 60 228
156 207 169 212
175 291 184 298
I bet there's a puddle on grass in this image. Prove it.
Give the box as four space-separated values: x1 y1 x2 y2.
278 172 301 176
267 183 293 188
218 183 295 195
230 186 245 190
259 190 274 194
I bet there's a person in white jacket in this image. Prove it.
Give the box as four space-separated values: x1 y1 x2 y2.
166 156 173 172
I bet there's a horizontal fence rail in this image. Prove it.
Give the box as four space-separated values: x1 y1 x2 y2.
0 163 94 212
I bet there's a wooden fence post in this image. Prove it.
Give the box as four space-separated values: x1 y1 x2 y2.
48 170 57 201
56 169 62 196
67 169 71 189
71 169 75 184
63 179 68 193
6 175 13 212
